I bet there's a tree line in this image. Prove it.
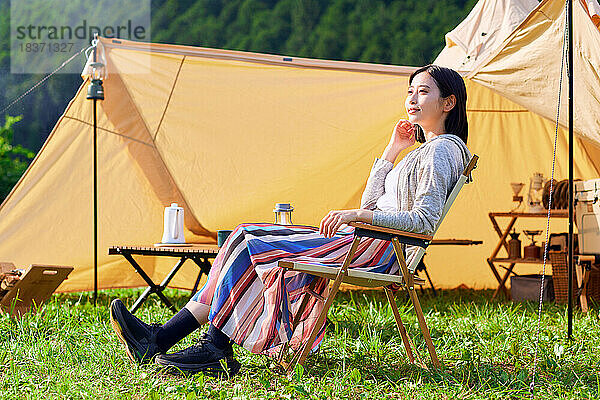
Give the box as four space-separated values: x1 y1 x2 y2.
0 0 477 202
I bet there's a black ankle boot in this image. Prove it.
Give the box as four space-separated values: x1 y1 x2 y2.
206 324 233 352
109 299 162 364
155 330 240 377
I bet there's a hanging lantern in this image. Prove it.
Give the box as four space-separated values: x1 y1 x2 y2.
527 172 545 213
86 62 105 100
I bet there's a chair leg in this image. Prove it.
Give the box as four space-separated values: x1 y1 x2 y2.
278 278 319 364
406 285 441 368
384 288 415 364
285 236 362 374
391 238 442 368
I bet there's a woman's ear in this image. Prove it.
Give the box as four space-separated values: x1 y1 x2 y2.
443 95 457 112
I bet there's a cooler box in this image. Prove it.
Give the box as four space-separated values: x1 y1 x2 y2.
575 179 600 254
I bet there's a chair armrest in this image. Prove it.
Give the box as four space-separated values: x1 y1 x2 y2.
348 222 433 248
349 222 433 240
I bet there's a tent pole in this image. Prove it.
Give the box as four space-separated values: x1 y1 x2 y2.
85 36 105 307
93 98 98 306
567 0 574 339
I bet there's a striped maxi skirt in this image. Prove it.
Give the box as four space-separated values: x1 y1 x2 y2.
191 223 397 356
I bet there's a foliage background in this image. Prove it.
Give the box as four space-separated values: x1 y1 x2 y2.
0 0 478 201
0 0 479 151
0 115 34 201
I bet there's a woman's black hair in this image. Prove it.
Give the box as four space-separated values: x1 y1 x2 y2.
409 64 468 144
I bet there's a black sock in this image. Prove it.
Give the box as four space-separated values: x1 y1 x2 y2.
156 308 201 352
207 324 232 350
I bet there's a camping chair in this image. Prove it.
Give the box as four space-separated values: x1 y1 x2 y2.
277 154 479 373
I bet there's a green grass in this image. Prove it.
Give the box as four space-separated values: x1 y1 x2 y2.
0 288 598 399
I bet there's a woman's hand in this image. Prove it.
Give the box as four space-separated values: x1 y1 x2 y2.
391 119 416 147
319 209 373 238
382 119 416 162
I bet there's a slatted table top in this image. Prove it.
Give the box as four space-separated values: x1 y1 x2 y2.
489 210 569 218
108 244 220 257
430 239 483 245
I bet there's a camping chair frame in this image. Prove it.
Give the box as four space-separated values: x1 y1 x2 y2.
277 154 479 373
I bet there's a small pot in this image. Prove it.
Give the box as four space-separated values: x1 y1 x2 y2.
524 244 541 259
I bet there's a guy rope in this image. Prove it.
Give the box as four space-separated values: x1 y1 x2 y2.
529 0 569 396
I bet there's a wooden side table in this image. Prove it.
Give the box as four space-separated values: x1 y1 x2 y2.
108 244 219 313
487 211 568 299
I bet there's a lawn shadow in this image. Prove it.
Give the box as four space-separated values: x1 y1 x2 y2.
53 287 194 311
293 351 596 397
291 287 599 395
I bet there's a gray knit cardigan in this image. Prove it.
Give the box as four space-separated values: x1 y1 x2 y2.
360 134 471 236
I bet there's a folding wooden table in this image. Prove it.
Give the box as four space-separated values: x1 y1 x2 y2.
108 244 219 313
417 238 483 295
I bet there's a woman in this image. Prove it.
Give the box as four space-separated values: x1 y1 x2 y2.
110 64 472 376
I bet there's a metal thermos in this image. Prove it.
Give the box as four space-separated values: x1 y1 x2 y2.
274 203 294 225
508 231 521 259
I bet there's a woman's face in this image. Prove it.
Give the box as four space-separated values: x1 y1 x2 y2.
405 72 446 131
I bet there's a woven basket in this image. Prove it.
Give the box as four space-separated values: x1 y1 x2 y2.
549 250 600 305
549 251 577 304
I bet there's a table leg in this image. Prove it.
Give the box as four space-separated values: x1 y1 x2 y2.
123 253 159 289
130 286 154 313
158 257 189 290
493 263 515 299
576 262 590 313
130 280 177 314
488 216 517 300
420 260 437 297
487 258 506 299
190 271 203 297
154 291 177 313
190 257 212 296
489 216 517 260
122 253 167 313
192 256 212 275
154 257 191 313
123 253 180 314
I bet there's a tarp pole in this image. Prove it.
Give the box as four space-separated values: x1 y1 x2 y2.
93 97 98 306
92 42 99 306
567 0 574 339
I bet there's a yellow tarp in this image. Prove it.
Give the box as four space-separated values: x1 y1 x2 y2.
0 0 599 290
